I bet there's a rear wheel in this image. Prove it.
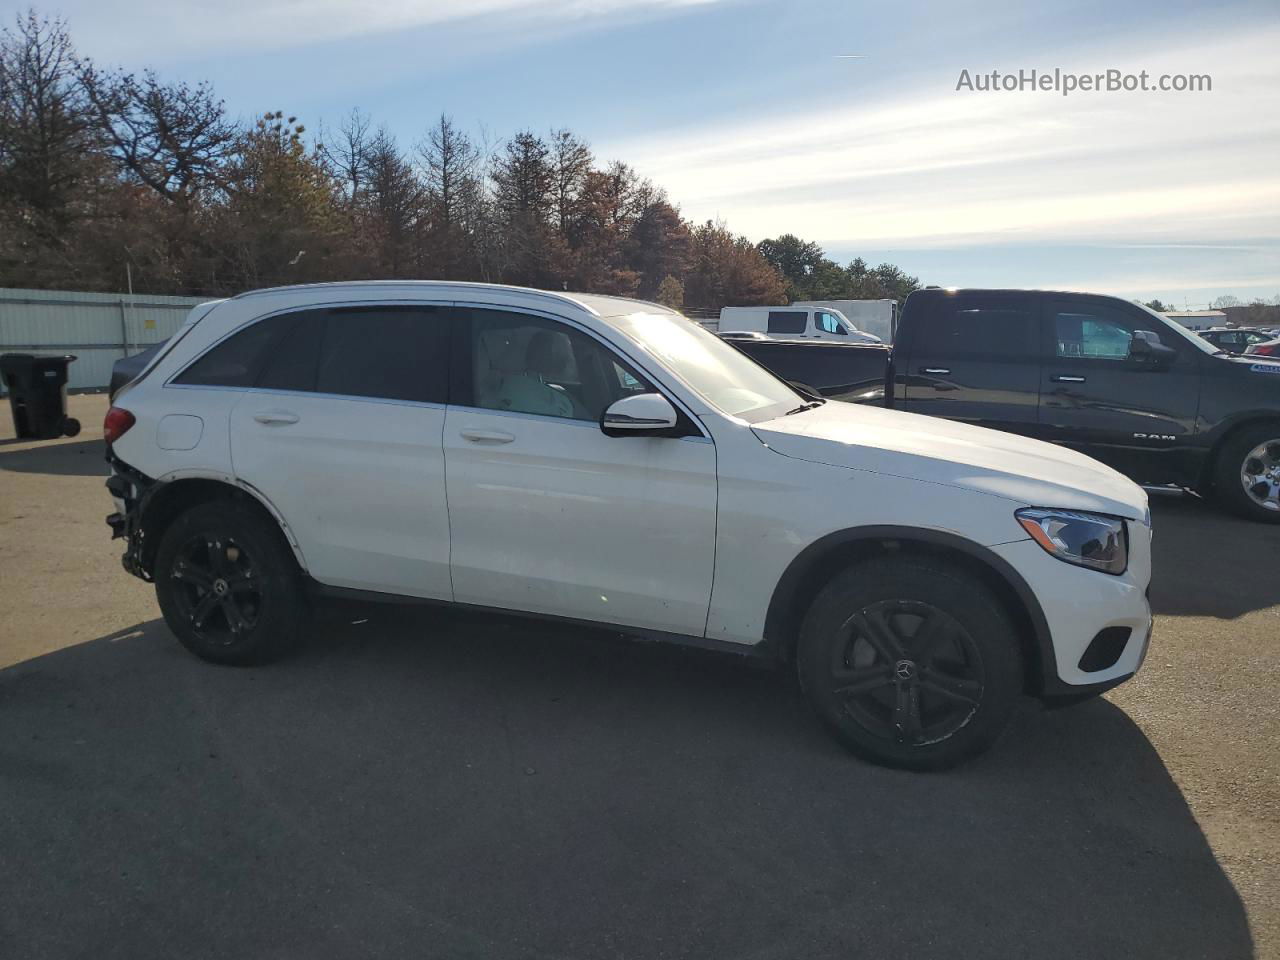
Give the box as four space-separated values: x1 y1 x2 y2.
796 557 1023 771
154 501 302 664
1213 424 1280 523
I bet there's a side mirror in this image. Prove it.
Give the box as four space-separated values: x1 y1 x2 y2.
601 393 679 437
1126 333 1176 369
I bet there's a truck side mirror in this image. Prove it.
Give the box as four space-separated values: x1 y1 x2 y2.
1126 333 1176 369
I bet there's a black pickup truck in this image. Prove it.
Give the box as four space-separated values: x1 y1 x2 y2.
726 288 1280 522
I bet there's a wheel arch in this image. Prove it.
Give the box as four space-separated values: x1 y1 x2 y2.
138 472 308 576
763 526 1055 694
1198 413 1280 491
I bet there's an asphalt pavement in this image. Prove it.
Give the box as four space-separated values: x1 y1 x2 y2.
1 395 1275 959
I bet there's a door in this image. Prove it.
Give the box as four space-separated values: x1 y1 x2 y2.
443 307 718 636
229 305 454 599
1036 297 1201 480
813 309 850 341
898 292 1042 434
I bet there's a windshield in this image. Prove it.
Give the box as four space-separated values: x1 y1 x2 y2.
613 311 804 421
1133 302 1221 356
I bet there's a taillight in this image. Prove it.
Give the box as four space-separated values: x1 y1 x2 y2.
104 407 136 445
1256 344 1279 356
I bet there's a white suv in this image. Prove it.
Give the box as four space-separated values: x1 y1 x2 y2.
105 282 1153 769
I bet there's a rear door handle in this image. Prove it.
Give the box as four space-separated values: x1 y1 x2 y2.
253 410 300 425
460 429 515 444
1051 375 1087 383
920 367 951 375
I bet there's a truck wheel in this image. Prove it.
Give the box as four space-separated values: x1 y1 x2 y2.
154 501 303 664
796 557 1023 771
62 417 81 437
1213 424 1280 523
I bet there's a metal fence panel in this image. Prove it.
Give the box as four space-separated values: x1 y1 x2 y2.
0 288 208 391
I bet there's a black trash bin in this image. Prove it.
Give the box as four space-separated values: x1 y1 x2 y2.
1 353 81 440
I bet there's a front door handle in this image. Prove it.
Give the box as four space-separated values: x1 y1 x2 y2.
253 410 300 425
1051 375 1087 383
920 367 951 375
460 429 516 444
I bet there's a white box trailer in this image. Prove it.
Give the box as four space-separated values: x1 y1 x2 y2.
794 300 897 343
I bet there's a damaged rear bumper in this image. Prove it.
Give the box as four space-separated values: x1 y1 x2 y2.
105 456 156 581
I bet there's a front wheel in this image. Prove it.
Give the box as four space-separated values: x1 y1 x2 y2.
796 557 1023 771
1213 424 1280 523
154 500 303 664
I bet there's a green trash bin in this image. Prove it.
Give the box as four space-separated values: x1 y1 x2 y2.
1 353 81 439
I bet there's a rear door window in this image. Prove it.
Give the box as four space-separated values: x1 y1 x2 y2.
767 311 807 335
921 297 1036 358
314 307 450 403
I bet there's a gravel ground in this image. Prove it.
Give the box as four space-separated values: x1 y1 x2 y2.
1 394 1276 959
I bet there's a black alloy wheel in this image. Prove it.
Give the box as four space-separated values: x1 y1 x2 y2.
169 533 263 645
154 500 302 664
825 600 985 747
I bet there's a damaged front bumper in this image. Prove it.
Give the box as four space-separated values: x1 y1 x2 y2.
105 456 156 581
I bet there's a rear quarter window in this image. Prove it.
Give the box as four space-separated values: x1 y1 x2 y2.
173 315 297 387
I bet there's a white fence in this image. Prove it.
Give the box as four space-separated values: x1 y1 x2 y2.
0 288 208 392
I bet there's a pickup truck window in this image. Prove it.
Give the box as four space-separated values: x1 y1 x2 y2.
767 311 807 335
925 298 1035 358
1050 301 1162 361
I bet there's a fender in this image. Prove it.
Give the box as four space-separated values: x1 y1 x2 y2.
146 467 311 574
763 524 1058 693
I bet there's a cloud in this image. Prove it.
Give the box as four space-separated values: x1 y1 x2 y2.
599 22 1280 256
42 0 724 59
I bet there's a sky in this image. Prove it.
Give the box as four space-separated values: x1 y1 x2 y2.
19 0 1280 307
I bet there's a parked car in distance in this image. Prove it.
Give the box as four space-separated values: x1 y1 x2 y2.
727 288 1280 523
104 281 1153 770
719 305 882 343
795 299 897 343
1199 327 1274 354
109 340 167 400
1244 336 1280 359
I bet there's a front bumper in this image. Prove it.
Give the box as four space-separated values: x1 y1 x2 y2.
990 525 1153 695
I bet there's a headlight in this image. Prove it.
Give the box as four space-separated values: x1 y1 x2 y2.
1015 508 1128 575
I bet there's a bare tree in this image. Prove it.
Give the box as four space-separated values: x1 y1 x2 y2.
316 107 372 205
548 127 591 239
419 113 478 230
363 127 424 276
78 65 236 209
0 10 97 234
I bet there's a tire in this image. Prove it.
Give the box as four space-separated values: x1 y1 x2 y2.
796 557 1023 771
62 417 81 437
1213 423 1280 523
153 500 303 665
